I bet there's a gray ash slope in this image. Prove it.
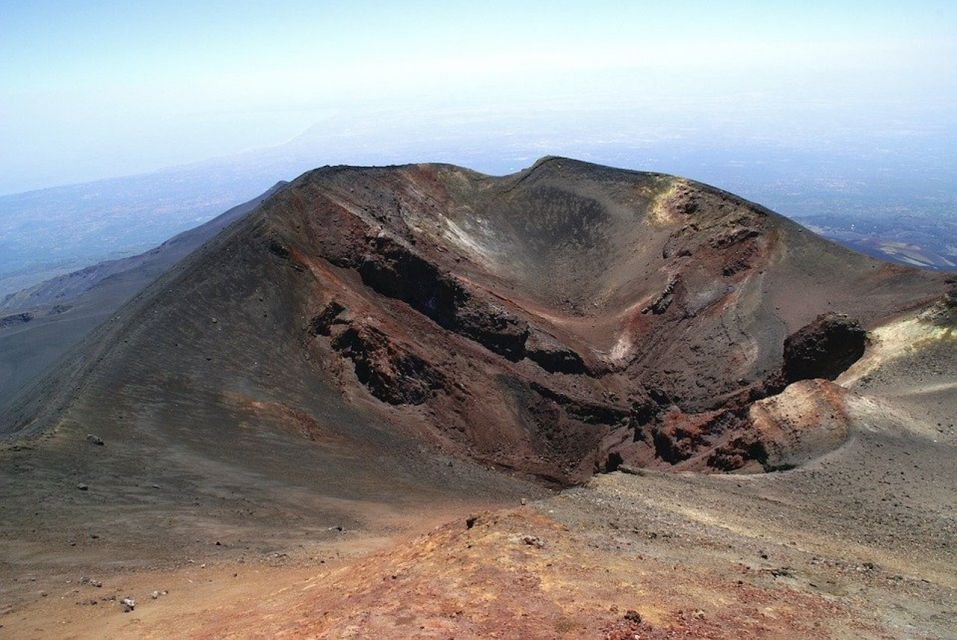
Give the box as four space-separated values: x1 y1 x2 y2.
0 183 285 414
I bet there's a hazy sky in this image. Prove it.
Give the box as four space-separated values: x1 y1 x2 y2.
2 1 956 194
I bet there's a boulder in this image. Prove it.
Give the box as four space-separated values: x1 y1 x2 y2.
783 313 866 382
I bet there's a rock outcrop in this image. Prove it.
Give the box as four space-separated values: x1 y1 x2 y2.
784 313 868 383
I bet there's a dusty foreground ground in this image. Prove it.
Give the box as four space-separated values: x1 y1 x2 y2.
4 421 955 639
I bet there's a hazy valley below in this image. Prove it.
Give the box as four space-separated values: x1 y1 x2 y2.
3 103 955 300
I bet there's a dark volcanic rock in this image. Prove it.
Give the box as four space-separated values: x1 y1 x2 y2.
357 235 529 360
0 312 33 329
309 301 348 336
783 313 867 382
710 226 760 249
331 322 446 405
642 275 680 315
527 382 631 427
650 409 744 464
524 329 586 374
267 238 291 259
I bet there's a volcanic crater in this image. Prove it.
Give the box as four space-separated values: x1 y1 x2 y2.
3 157 945 482
1 158 954 639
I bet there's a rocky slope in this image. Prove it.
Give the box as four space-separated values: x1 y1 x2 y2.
1 158 947 486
